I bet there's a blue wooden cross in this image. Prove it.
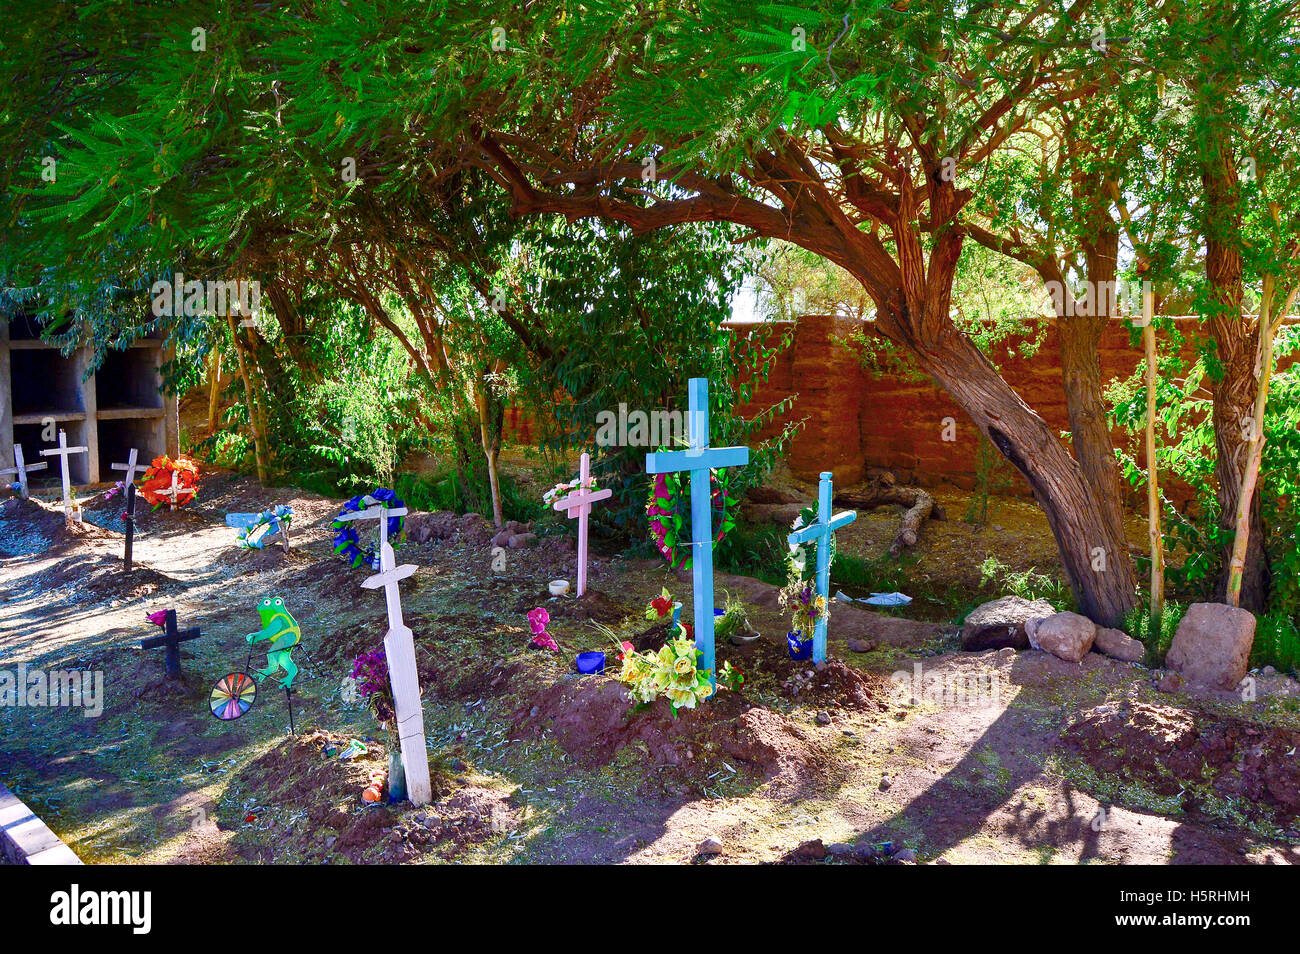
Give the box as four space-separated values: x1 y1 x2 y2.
646 378 748 692
788 472 857 664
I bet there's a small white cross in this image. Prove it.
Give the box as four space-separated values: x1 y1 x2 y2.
152 469 188 510
1 444 48 499
39 430 88 519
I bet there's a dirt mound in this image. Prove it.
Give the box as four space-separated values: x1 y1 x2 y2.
38 552 177 601
405 510 494 547
1062 701 1300 831
229 729 503 862
0 496 98 556
216 544 310 575
514 674 831 792
516 587 631 624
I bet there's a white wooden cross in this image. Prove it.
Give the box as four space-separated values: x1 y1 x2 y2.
339 504 432 806
111 448 148 572
110 448 146 486
551 452 612 597
39 430 88 520
154 469 187 510
1 444 47 499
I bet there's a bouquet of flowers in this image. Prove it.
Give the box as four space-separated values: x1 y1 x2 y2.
349 649 395 729
527 607 559 652
779 580 827 637
138 455 200 509
645 587 675 622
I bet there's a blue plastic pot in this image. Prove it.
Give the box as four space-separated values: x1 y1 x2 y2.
787 631 813 661
671 602 683 627
576 651 606 675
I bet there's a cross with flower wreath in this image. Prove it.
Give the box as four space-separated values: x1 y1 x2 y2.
645 378 748 692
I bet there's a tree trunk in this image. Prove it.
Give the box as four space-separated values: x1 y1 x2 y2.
1201 117 1270 612
473 374 504 528
916 327 1137 627
1141 285 1165 630
206 350 222 434
225 314 269 483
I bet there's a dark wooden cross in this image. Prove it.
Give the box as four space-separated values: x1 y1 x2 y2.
141 609 202 680
111 449 147 573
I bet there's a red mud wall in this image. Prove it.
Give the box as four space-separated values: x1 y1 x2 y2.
731 314 1166 494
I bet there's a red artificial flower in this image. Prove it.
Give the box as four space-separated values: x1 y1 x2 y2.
650 595 672 619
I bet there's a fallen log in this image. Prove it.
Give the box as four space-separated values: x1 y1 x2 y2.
833 478 943 556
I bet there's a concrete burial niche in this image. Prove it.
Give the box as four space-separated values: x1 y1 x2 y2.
1 314 179 487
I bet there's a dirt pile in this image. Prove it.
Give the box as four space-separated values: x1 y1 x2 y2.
1062 701 1300 831
0 496 114 557
513 673 836 792
229 729 506 862
38 552 177 601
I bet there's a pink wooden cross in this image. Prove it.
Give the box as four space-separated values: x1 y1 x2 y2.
551 452 612 597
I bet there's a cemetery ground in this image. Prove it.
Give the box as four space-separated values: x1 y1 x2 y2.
2 460 1300 865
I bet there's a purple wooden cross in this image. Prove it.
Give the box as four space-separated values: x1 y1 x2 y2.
551 452 612 597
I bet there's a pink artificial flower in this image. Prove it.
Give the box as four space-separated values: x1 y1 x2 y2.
146 610 167 627
532 631 559 652
527 607 550 635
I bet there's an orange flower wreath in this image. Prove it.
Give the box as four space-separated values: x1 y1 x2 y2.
137 455 200 509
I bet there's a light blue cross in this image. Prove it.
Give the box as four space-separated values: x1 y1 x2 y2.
646 378 748 691
788 472 857 664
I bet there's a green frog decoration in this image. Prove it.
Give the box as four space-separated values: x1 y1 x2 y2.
245 596 302 690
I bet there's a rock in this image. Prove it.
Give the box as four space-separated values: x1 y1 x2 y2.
697 835 724 856
1157 671 1181 693
1166 603 1257 689
847 638 876 653
790 838 827 861
879 775 892 791
961 595 1056 650
507 532 537 548
932 857 951 865
893 848 917 863
491 529 512 548
1262 665 1278 677
1094 626 1145 663
826 842 855 857
1031 611 1097 662
815 710 832 725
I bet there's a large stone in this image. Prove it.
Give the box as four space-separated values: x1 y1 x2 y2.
1028 611 1096 662
961 595 1055 650
1166 603 1256 690
1094 626 1145 663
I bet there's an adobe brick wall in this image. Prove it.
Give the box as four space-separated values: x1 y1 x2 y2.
730 314 1172 494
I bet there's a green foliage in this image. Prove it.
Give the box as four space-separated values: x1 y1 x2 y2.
1123 600 1187 668
391 469 542 526
978 556 1073 612
1110 327 1300 670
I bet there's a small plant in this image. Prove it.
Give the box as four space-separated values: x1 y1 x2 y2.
714 590 750 640
1123 599 1186 666
964 434 1013 526
978 556 1072 610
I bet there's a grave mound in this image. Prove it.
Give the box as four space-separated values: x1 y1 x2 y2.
512 671 849 794
1062 701 1300 832
229 730 510 863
